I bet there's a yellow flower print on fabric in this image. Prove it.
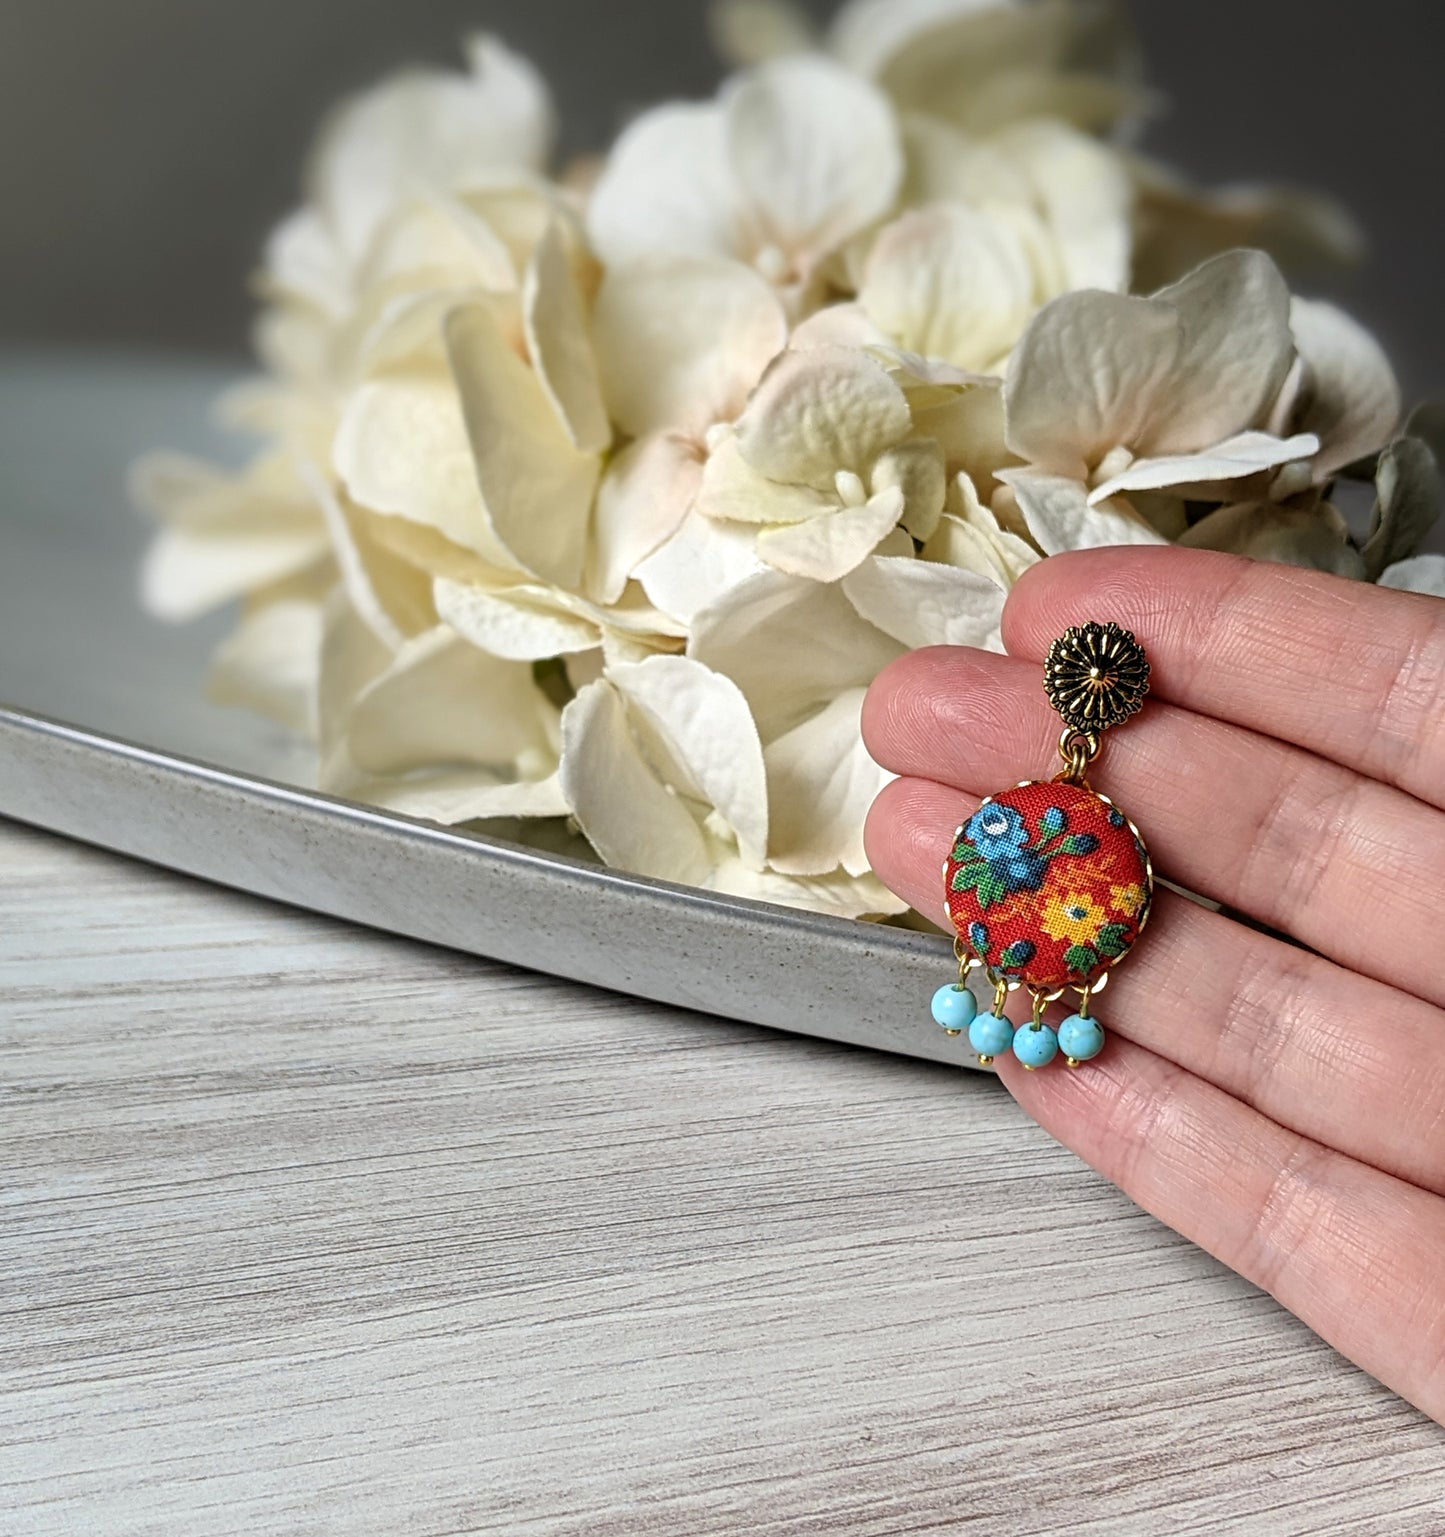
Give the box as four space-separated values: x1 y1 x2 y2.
1110 882 1147 920
1041 890 1108 947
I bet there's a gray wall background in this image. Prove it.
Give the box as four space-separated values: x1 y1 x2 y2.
0 0 1439 397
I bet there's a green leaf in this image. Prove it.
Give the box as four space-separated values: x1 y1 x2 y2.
1362 436 1443 579
1096 923 1131 959
1061 833 1100 857
975 871 1009 909
1065 944 1101 975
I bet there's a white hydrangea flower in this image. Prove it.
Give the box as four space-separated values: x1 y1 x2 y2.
319 588 569 825
857 198 1089 373
826 0 1145 135
136 15 1433 934
693 344 926 582
1129 155 1366 296
266 36 555 317
590 255 788 619
999 251 1328 552
1380 555 1445 597
587 54 902 303
899 117 1133 294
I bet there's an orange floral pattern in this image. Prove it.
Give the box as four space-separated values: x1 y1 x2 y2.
945 780 1151 989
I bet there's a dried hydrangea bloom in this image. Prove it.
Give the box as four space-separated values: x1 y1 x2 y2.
132 10 1431 923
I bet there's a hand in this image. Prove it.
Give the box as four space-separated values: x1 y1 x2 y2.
862 546 1445 1424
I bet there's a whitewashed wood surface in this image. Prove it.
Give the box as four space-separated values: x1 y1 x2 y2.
3 818 1442 1536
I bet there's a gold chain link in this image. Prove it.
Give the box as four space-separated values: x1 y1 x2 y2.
1054 726 1100 784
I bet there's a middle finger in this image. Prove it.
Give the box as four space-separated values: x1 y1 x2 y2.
862 645 1445 1012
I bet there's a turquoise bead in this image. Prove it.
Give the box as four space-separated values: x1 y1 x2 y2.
1058 1013 1105 1062
968 1012 1014 1058
931 984 978 1033
1012 1023 1059 1069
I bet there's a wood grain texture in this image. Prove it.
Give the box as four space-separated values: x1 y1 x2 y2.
2 818 1442 1535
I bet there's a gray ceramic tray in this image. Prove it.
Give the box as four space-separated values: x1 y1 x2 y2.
0 352 964 1063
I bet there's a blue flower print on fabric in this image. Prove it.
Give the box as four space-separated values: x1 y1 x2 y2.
964 804 1029 861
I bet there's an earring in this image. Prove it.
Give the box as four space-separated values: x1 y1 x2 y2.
931 622 1154 1069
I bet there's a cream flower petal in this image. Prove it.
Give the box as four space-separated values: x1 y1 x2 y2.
689 567 902 739
140 519 325 625
311 35 554 265
922 511 1030 588
1087 430 1321 506
318 590 393 786
135 451 330 622
789 302 894 352
333 370 514 565
987 121 1133 293
358 769 569 824
843 553 1006 649
860 203 1036 372
264 207 348 317
1130 156 1365 297
830 0 1007 79
522 222 611 454
912 379 1013 490
308 466 406 650
348 289 470 378
1004 291 1183 479
445 300 600 589
1380 554 1445 597
1285 298 1402 480
736 345 913 489
209 596 324 738
1142 250 1295 455
756 486 906 582
695 432 836 525
710 0 819 67
589 433 702 606
634 505 770 623
722 55 903 268
874 346 996 396
713 861 909 918
433 577 600 660
763 687 885 876
1179 501 1367 578
592 257 788 440
559 678 712 885
873 439 946 540
353 193 520 299
1003 469 1168 555
347 625 561 777
942 471 1040 579
586 103 739 268
841 0 1143 134
609 655 770 869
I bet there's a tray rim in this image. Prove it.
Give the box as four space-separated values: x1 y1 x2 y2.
0 700 971 1069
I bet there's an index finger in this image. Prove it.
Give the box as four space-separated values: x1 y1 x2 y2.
1002 547 1445 810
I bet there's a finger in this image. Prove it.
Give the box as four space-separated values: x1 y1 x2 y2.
996 1035 1445 1426
1000 547 1445 811
861 646 1445 1010
865 776 1445 1196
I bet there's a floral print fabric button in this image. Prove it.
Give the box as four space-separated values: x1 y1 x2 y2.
945 781 1152 990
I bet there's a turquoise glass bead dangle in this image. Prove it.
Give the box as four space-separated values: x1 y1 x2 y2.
968 1010 1014 1062
1013 989 1060 1071
927 621 1155 1070
931 981 977 1036
1058 1006 1106 1066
